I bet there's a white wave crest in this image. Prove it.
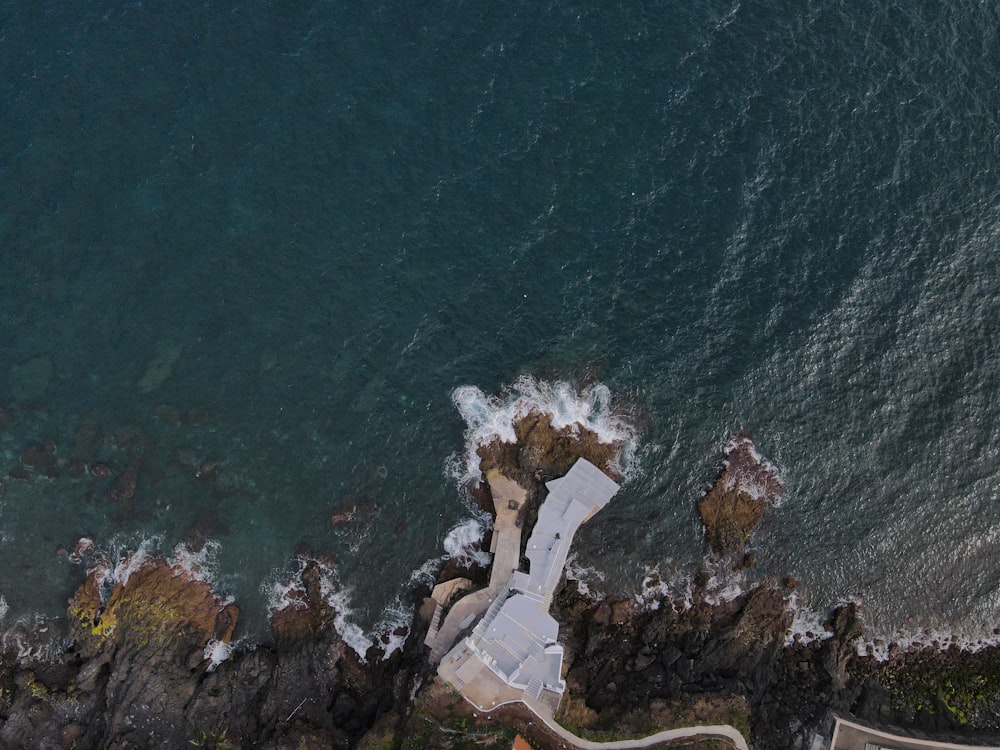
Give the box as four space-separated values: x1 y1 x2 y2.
565 553 607 598
448 375 638 486
264 556 414 662
203 638 235 671
442 517 491 567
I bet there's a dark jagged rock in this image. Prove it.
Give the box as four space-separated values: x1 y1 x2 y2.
0 554 429 749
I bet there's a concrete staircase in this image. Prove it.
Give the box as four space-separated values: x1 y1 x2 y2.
525 675 544 700
423 603 443 649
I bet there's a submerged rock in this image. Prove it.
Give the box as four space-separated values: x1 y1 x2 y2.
137 344 183 394
8 356 53 402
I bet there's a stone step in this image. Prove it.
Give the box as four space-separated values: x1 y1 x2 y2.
525 675 544 700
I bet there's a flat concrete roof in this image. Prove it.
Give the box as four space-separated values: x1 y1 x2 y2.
464 458 620 697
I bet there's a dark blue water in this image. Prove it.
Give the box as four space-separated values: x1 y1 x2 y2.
1 0 999 648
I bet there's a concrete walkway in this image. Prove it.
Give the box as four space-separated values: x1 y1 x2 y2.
522 705 750 750
427 471 527 663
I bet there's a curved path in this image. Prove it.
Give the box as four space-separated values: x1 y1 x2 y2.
521 702 749 750
831 715 1000 749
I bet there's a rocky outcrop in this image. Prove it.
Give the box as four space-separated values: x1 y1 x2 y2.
0 556 428 749
554 579 791 730
697 432 782 556
475 411 621 490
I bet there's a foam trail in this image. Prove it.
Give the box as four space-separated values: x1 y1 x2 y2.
1 613 69 663
449 375 638 486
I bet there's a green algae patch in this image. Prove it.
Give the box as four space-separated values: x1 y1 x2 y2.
877 648 1000 726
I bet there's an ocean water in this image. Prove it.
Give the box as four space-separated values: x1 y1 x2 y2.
1 0 999 651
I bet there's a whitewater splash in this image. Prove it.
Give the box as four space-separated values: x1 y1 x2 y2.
90 536 161 602
264 555 414 662
785 593 1000 660
203 638 236 671
634 561 747 613
448 375 639 487
441 516 492 567
784 592 837 647
720 432 785 507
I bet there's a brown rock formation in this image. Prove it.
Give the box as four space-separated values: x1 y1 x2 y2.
271 560 337 644
68 557 238 661
476 410 621 487
697 433 783 555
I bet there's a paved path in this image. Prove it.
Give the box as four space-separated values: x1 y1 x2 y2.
442 650 748 750
831 715 1000 750
427 471 527 663
520 694 748 750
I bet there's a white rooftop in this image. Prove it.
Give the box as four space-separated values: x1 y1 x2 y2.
465 458 620 697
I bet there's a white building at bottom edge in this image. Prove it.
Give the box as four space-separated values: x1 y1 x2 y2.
465 458 620 699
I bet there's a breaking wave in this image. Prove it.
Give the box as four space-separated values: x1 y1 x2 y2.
264 555 413 662
441 516 492 568
447 375 639 487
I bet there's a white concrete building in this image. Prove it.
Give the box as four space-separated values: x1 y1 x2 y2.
465 458 620 699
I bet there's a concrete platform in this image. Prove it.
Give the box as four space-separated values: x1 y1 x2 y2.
425 471 528 663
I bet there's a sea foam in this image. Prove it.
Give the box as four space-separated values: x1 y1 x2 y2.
203 638 235 671
448 375 639 487
91 536 161 602
264 555 415 662
441 516 492 567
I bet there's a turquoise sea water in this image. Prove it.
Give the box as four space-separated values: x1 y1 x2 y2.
1 0 999 648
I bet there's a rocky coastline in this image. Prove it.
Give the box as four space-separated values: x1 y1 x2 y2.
2 414 1000 749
